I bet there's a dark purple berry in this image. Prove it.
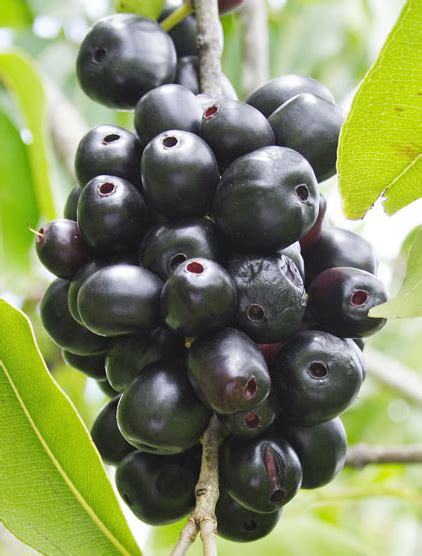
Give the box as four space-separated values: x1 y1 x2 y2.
35 219 90 279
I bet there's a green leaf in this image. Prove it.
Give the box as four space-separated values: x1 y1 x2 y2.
115 0 165 20
0 111 38 272
337 0 422 219
0 0 32 26
0 299 142 556
0 51 56 220
370 228 422 318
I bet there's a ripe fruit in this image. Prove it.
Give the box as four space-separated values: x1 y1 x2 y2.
187 328 271 414
141 131 219 219
96 378 119 398
117 360 211 454
221 433 302 513
273 330 365 425
304 227 378 287
279 417 347 489
63 186 81 221
62 350 106 379
67 255 138 324
227 253 306 343
246 74 335 117
134 84 202 146
139 218 223 281
216 492 282 543
116 449 199 525
269 93 343 181
199 98 275 170
76 14 177 108
40 279 107 355
307 267 388 337
91 397 134 466
158 6 197 57
105 328 185 392
175 55 238 99
161 258 237 337
77 175 149 253
219 392 280 439
213 146 319 253
75 125 142 187
35 219 90 279
77 264 163 337
278 242 305 280
299 193 327 253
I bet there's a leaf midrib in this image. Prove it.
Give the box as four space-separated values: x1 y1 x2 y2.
0 359 132 556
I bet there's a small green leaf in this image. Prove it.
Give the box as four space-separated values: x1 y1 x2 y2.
0 299 142 556
0 0 32 26
0 111 38 272
115 0 165 20
338 0 422 219
0 51 56 220
370 228 422 318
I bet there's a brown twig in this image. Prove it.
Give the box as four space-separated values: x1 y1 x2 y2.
346 444 422 468
171 416 224 556
194 0 224 96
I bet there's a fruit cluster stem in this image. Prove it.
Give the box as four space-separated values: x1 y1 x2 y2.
194 0 224 96
171 415 225 556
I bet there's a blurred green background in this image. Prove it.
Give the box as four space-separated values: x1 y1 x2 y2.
0 0 421 555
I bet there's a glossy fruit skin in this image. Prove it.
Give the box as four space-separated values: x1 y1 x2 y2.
273 330 365 425
76 14 177 109
159 7 197 57
35 219 91 279
299 193 327 253
117 360 211 454
105 328 186 392
96 378 119 398
216 491 282 543
269 93 343 181
221 433 302 513
307 267 388 338
175 55 238 99
219 392 280 439
278 417 347 489
115 449 199 525
246 74 335 118
78 264 163 337
62 350 106 379
161 258 237 337
91 397 134 466
77 175 149 254
187 328 271 415
40 279 107 355
75 125 142 187
227 253 306 343
67 254 137 324
218 0 245 14
199 98 275 170
142 131 219 219
134 84 202 147
304 227 378 288
278 242 305 280
63 186 81 221
139 218 223 281
213 146 319 253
